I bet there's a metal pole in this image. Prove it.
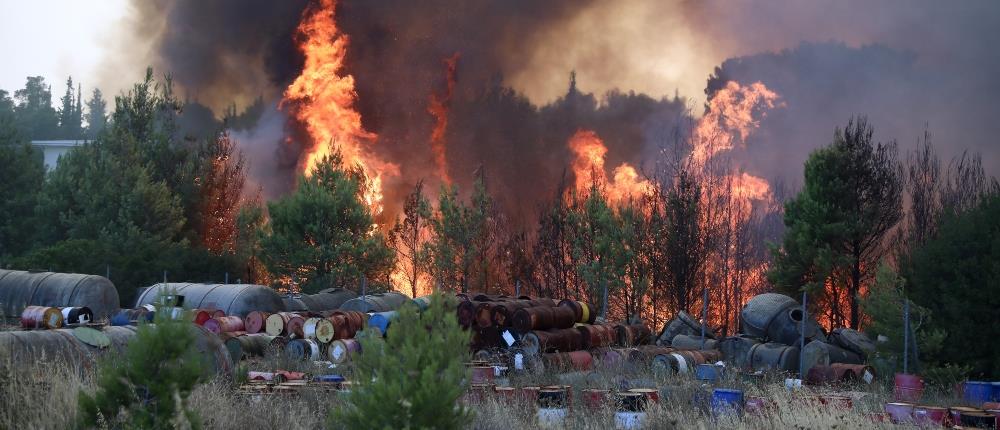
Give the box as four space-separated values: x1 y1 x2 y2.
903 295 910 374
106 264 110 280
800 290 807 377
361 276 368 306
600 279 608 319
515 280 521 297
224 272 229 284
163 270 167 283
701 286 708 350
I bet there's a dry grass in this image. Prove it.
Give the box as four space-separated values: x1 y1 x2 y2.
0 339 965 430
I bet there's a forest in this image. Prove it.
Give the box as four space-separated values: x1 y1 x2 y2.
0 70 998 379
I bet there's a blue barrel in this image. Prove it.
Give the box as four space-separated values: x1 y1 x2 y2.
314 374 345 383
110 312 132 326
368 311 398 336
992 382 1000 402
711 389 744 416
696 364 723 382
963 381 993 406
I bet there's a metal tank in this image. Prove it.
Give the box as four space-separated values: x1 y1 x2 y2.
338 291 410 313
134 283 285 318
740 293 798 338
282 288 358 313
0 325 231 375
0 269 120 319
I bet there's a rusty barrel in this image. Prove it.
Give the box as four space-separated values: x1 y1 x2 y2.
578 324 618 349
457 300 482 327
558 299 596 324
328 338 362 363
520 328 585 355
21 306 63 329
615 323 652 347
265 312 294 336
245 311 269 334
491 299 555 328
192 309 215 326
513 306 576 333
541 350 594 372
225 333 275 361
330 310 367 339
204 316 245 334
475 302 499 328
59 307 94 325
303 317 336 343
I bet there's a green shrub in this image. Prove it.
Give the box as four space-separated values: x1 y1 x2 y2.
331 291 471 429
78 293 207 429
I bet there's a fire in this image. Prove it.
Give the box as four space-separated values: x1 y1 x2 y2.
692 81 781 167
568 129 653 202
428 53 460 185
282 0 398 216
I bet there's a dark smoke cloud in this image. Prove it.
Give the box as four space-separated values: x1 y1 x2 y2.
120 0 1000 222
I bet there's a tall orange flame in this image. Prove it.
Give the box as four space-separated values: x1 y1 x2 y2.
692 81 781 168
428 53 460 185
568 129 653 203
283 0 398 216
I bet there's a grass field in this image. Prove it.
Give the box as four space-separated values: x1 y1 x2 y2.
2 343 950 430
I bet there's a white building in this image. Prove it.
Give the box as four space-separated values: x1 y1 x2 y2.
30 140 87 171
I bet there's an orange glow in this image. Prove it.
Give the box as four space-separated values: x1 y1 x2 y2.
282 0 398 216
692 81 781 167
428 53 460 185
568 129 653 203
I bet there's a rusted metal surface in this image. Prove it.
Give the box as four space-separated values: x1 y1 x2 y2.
512 306 577 333
614 323 652 347
520 328 585 355
204 316 245 334
578 324 618 349
20 305 63 329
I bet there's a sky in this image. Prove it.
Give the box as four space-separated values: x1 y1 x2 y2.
0 0 128 97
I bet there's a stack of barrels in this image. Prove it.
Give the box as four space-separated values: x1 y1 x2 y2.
456 294 659 374
216 309 369 363
20 306 95 329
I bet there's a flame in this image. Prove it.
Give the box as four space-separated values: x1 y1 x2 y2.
428 53 460 184
568 129 653 202
282 0 398 216
691 81 780 167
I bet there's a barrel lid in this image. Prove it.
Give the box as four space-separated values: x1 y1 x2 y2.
74 327 111 348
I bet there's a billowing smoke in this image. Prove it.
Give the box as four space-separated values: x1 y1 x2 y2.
113 0 1000 221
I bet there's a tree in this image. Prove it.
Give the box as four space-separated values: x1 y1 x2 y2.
259 151 394 293
13 76 58 140
0 94 45 260
332 292 471 429
568 187 628 318
84 88 108 139
57 77 83 139
770 117 903 329
661 168 706 315
191 132 247 255
425 174 490 293
388 181 431 297
23 70 242 303
903 190 1000 378
78 294 206 429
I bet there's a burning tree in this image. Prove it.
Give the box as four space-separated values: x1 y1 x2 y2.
388 181 432 297
769 117 903 329
258 150 394 293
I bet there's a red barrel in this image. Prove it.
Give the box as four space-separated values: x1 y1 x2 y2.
192 309 214 326
495 386 519 404
204 316 245 334
245 311 269 334
21 306 63 329
894 373 924 402
476 302 497 328
471 366 495 385
457 300 481 327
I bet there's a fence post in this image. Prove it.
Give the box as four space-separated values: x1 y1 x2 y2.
799 290 807 377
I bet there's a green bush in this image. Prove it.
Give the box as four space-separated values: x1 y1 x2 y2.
78 294 207 429
331 291 471 429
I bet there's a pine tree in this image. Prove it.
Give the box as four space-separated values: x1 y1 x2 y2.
332 292 471 429
425 174 491 293
13 76 58 140
57 77 82 139
388 180 432 297
84 88 108 139
769 117 903 329
259 151 394 292
0 92 45 260
78 293 206 429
